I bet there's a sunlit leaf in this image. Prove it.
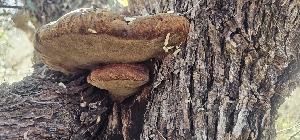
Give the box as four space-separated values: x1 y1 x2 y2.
0 29 9 40
27 17 37 22
119 0 128 7
0 29 4 38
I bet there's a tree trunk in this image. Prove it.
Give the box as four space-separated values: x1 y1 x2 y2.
1 0 300 139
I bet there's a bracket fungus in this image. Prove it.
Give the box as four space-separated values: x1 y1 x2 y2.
33 8 189 99
87 64 149 100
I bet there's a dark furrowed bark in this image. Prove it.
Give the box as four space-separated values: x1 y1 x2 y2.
131 0 300 140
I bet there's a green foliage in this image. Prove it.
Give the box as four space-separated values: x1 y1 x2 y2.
276 88 300 140
0 29 3 38
119 0 128 6
108 0 115 7
0 29 8 40
2 9 11 16
27 17 37 22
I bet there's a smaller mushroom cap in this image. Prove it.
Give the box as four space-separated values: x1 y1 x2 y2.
87 64 149 98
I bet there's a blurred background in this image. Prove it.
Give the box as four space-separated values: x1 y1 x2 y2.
0 0 299 139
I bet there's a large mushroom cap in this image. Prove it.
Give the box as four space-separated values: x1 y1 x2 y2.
87 64 149 98
34 8 189 74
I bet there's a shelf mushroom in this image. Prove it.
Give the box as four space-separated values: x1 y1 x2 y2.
87 64 149 100
33 8 189 99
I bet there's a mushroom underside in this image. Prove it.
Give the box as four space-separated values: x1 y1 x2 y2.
87 63 149 98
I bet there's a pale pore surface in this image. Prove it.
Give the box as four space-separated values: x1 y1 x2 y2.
38 34 167 74
87 79 147 97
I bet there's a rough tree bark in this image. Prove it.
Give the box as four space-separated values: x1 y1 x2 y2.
1 0 300 140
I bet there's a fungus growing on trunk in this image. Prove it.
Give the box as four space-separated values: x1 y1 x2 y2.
33 8 189 100
87 64 149 99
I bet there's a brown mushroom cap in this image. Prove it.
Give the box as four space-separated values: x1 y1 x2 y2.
87 64 149 98
34 8 190 74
